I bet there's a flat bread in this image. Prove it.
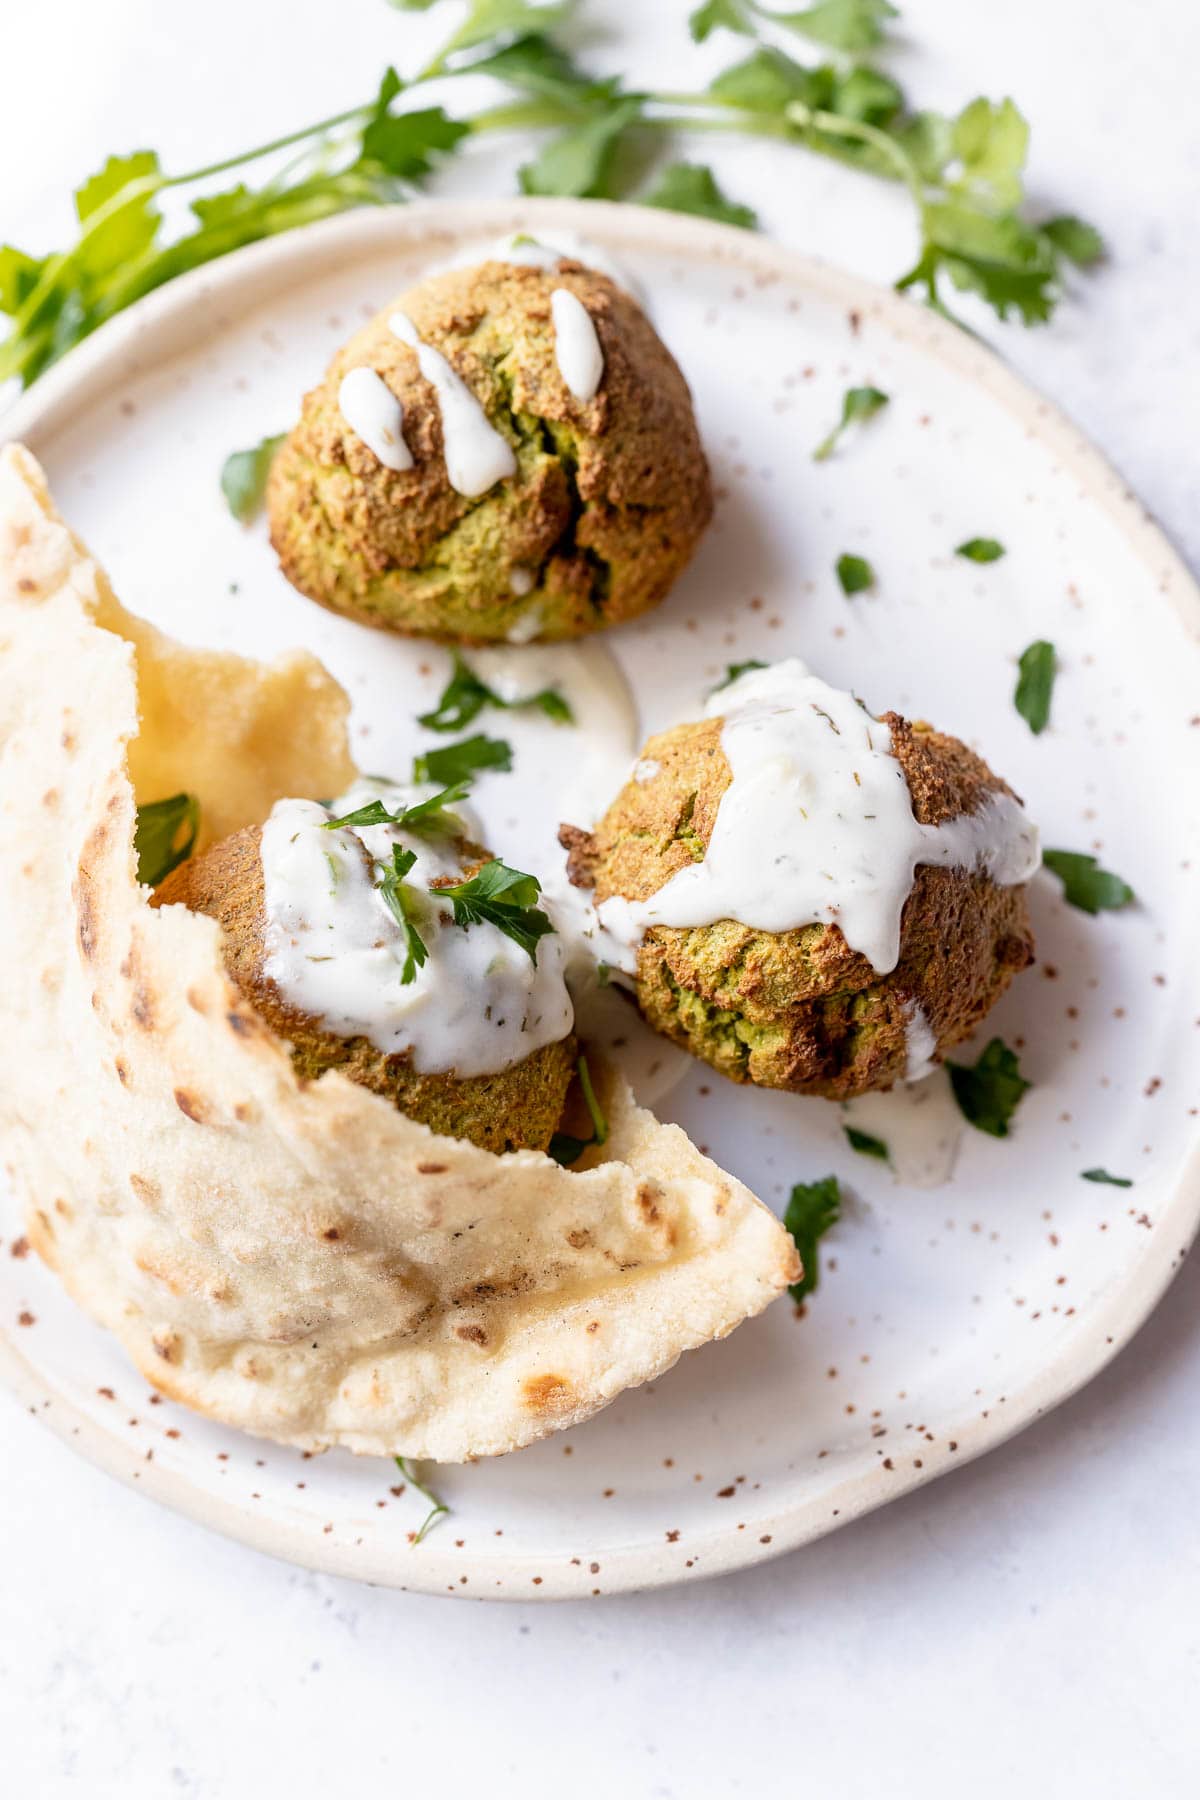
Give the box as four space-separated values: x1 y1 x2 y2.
0 445 798 1461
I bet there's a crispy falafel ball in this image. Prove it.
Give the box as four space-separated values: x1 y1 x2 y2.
560 713 1035 1100
152 826 576 1155
267 258 712 643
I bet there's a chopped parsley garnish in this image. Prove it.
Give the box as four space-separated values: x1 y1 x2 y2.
435 858 555 964
412 733 513 785
419 653 573 733
1014 639 1056 734
219 433 285 523
393 1456 449 1545
377 847 429 985
783 1175 841 1303
955 536 1005 563
946 1037 1030 1137
1042 849 1134 916
323 781 470 835
548 1054 609 1165
813 386 889 462
135 792 200 886
1081 1167 1132 1187
710 658 768 694
844 1125 888 1160
836 552 875 595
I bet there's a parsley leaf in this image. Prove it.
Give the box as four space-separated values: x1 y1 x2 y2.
548 1053 609 1164
1081 1168 1132 1188
1042 850 1134 916
435 858 555 963
1014 640 1056 735
323 782 470 835
783 1175 841 1303
946 1037 1030 1137
135 792 200 887
377 847 430 985
519 96 644 198
1040 214 1105 268
836 552 875 595
955 536 1005 563
950 97 1029 211
710 658 768 694
359 105 470 179
220 432 286 524
413 734 514 784
641 162 757 230
689 0 755 40
419 653 573 731
775 0 897 53
813 385 889 461
709 46 819 113
844 1125 888 1160
393 1455 449 1544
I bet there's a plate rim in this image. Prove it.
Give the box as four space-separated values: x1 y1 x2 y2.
3 194 1199 1602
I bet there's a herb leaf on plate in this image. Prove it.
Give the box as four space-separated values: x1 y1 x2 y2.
814 386 889 461
1014 639 1056 735
710 659 768 694
836 552 875 595
220 433 286 523
955 536 1005 563
784 1175 841 1302
844 1125 888 1160
135 792 200 887
393 1455 449 1544
419 653 573 732
641 162 758 229
1042 850 1134 916
1081 1167 1133 1187
946 1037 1030 1137
413 734 514 785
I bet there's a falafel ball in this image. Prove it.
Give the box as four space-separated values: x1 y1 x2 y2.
267 256 712 643
152 825 576 1155
560 711 1035 1100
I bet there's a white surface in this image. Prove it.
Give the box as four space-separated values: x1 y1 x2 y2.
2 0 1199 1790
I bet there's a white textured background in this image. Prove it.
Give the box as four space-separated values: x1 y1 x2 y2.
2 1 1199 1792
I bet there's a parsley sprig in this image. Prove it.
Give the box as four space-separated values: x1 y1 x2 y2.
377 846 431 984
435 858 556 963
323 781 470 834
1 0 1103 388
393 1454 449 1544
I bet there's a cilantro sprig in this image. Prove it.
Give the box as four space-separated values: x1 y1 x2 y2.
435 858 556 963
1 0 1103 388
419 653 572 732
135 792 200 887
784 1174 841 1303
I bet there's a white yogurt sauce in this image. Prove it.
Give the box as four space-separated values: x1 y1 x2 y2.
903 1001 939 1083
259 777 573 1078
596 658 1041 975
336 366 413 472
388 312 516 498
550 288 604 402
841 1071 965 1189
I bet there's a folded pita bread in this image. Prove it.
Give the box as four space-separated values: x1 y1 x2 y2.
0 444 798 1461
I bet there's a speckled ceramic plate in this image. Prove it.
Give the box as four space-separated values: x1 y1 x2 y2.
2 199 1198 1601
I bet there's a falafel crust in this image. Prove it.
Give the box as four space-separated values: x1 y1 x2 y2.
267 258 713 644
561 712 1035 1099
153 826 576 1155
